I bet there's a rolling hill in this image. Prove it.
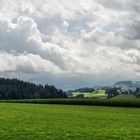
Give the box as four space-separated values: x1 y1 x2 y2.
114 81 140 89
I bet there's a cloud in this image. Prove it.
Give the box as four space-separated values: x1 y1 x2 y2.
0 52 61 73
0 0 140 89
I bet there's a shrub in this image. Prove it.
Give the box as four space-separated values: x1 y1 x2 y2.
1 98 140 108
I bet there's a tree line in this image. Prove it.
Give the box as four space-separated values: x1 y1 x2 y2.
0 78 67 100
105 87 140 98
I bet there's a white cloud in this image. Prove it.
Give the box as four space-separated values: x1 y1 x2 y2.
0 52 61 73
0 0 140 89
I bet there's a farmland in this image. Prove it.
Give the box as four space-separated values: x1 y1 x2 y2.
72 90 107 98
0 103 140 140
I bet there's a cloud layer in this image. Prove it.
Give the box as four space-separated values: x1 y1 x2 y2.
0 0 140 89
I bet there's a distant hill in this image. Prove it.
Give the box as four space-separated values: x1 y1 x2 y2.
0 78 67 100
111 94 137 100
66 88 95 97
74 87 95 93
114 81 140 89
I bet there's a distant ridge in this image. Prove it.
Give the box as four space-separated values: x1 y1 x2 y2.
114 81 140 89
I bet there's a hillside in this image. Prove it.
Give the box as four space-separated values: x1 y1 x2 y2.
0 78 67 100
111 94 137 100
70 89 107 98
114 81 140 89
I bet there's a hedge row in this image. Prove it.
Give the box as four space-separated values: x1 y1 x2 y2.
1 98 140 108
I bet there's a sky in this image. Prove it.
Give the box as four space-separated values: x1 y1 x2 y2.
0 0 140 90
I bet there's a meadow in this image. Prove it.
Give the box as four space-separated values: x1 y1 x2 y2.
0 103 140 140
72 90 107 98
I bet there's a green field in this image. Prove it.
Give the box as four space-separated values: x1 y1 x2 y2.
72 90 107 98
0 103 140 140
112 94 136 100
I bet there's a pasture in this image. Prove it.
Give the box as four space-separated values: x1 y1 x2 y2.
72 90 107 98
0 103 140 140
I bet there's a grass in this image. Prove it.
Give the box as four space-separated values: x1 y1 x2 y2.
72 90 107 98
72 92 80 97
112 94 136 99
0 103 140 140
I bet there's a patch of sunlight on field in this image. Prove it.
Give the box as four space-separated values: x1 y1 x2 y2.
72 90 107 98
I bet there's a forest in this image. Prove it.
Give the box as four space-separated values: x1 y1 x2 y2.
0 78 67 100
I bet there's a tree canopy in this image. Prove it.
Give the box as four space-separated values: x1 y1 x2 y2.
0 78 67 100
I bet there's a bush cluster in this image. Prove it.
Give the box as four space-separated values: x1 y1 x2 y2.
2 98 140 108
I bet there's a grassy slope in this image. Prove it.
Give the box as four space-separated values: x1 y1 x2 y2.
112 94 136 99
0 103 140 140
72 90 107 98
